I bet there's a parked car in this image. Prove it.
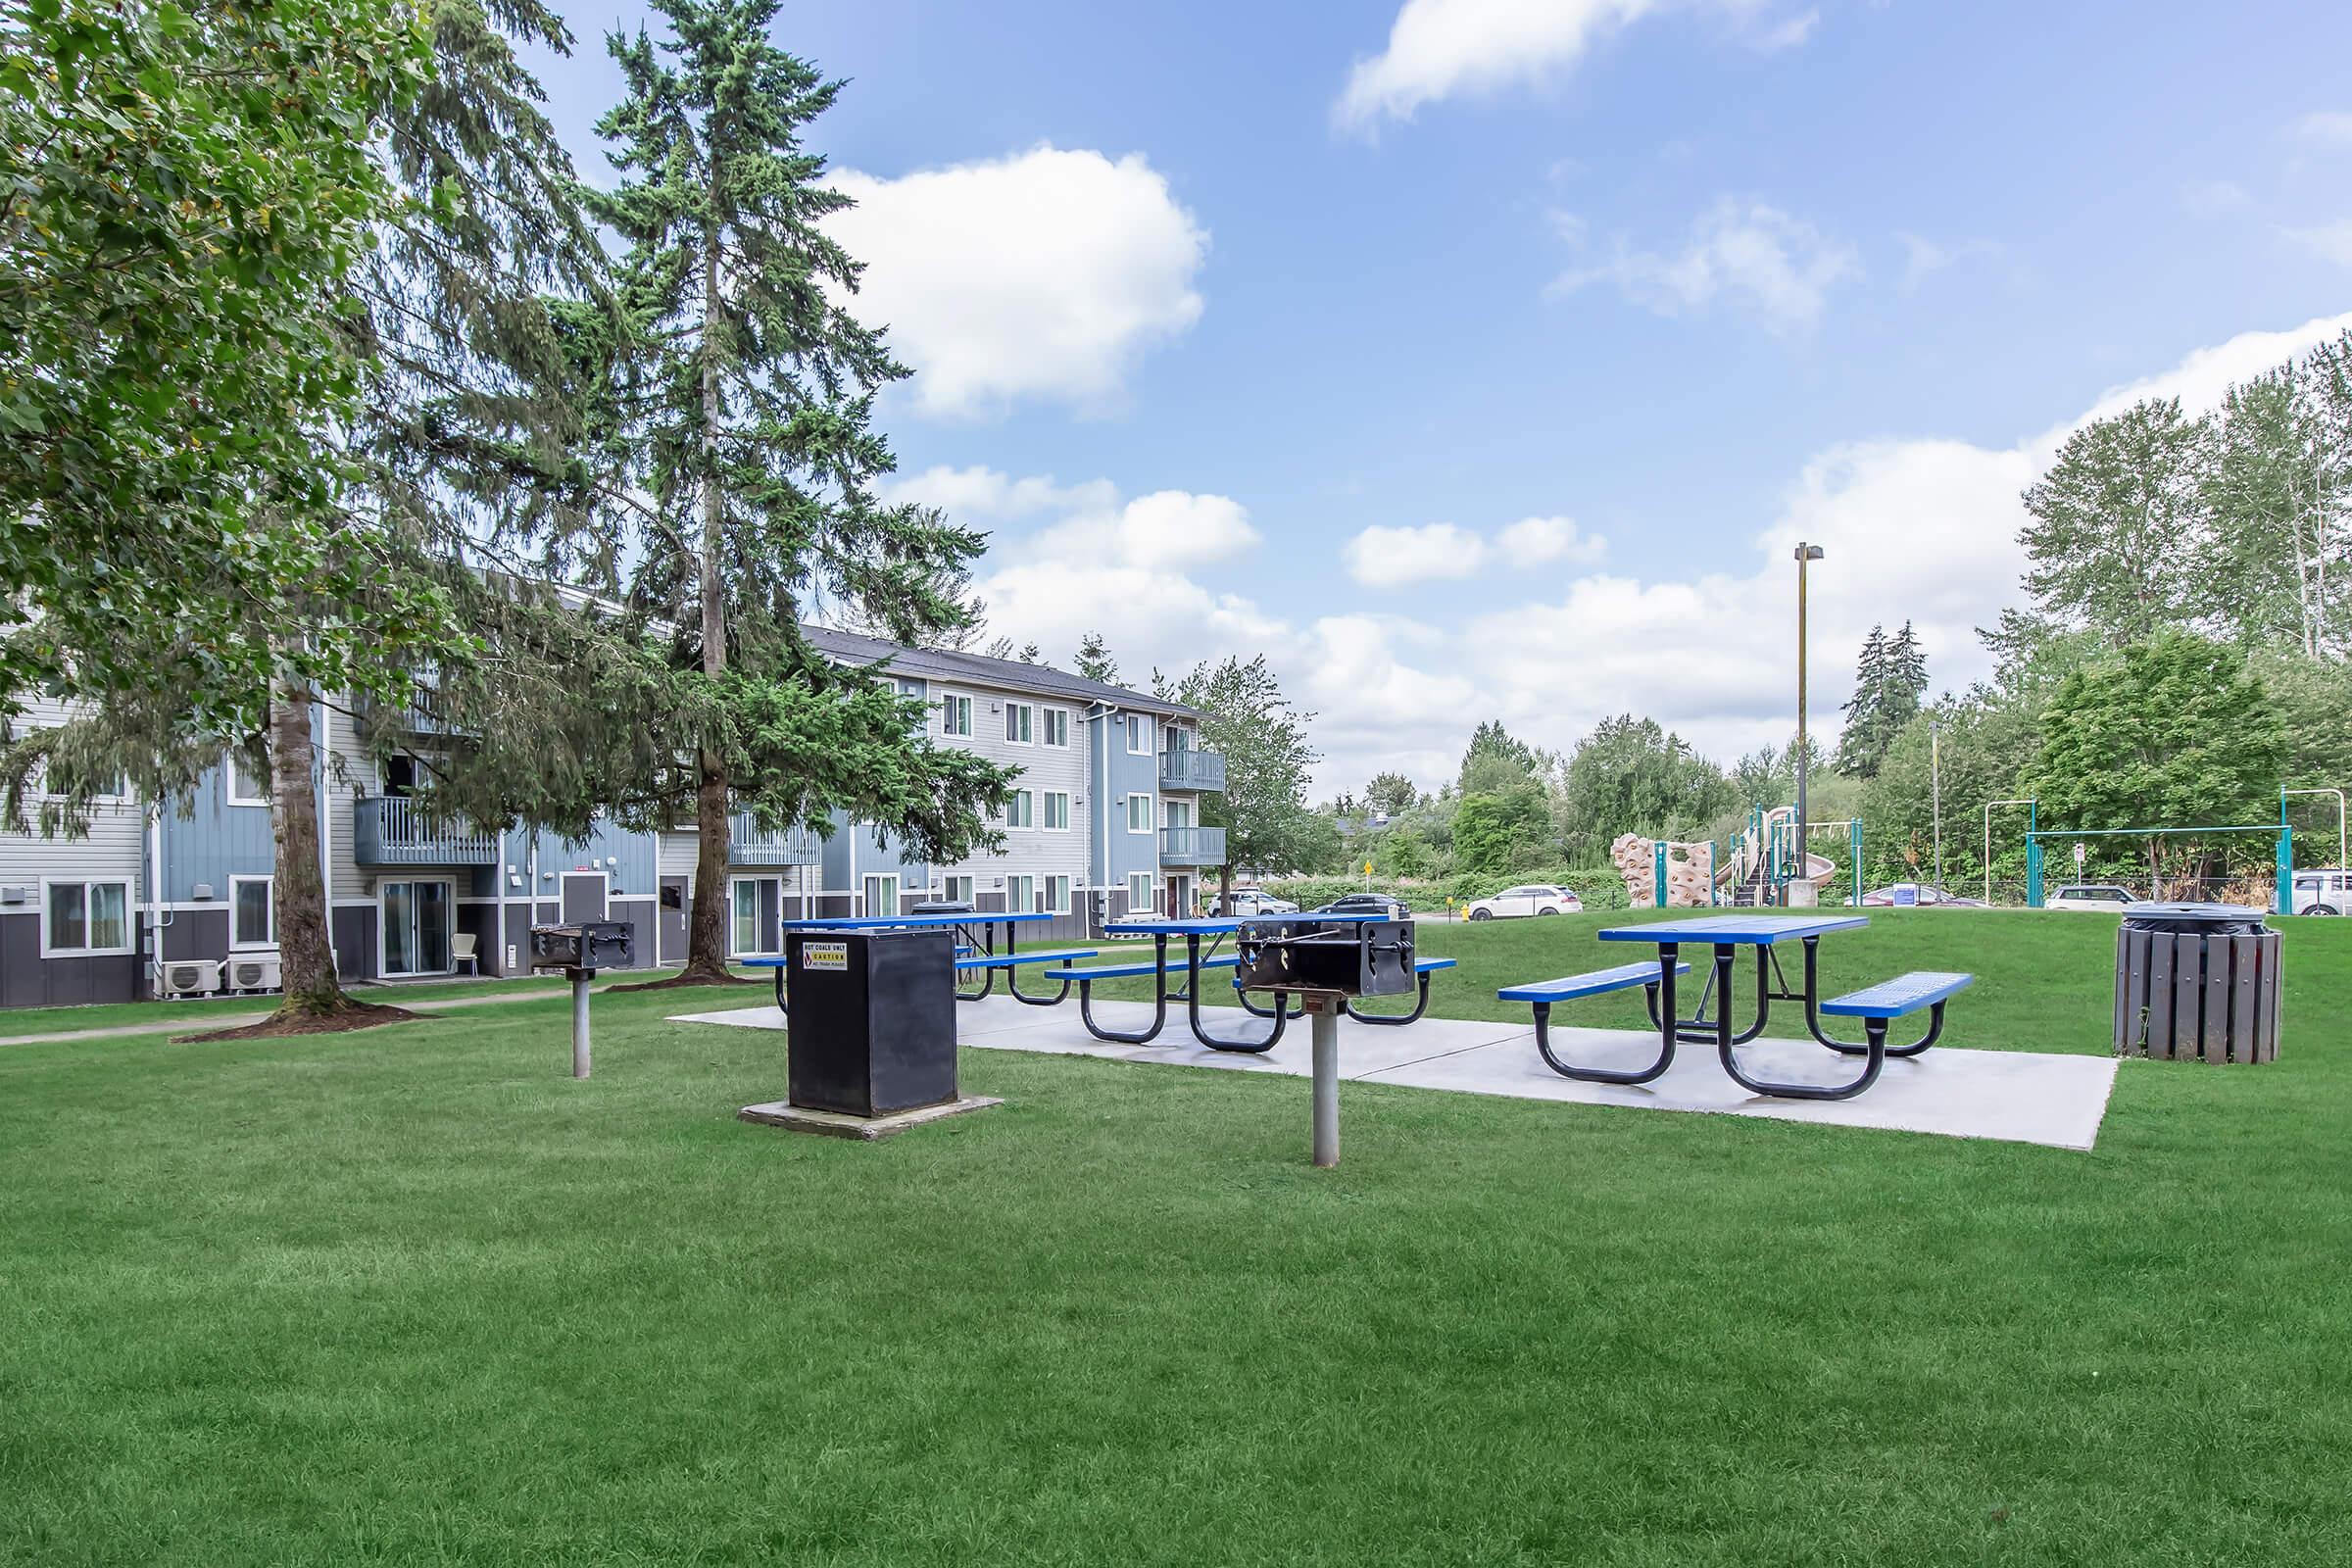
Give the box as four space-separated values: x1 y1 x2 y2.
2291 869 2349 915
1215 889 1299 917
2046 884 2136 912
1859 882 1983 907
1313 893 1412 921
1463 884 1584 920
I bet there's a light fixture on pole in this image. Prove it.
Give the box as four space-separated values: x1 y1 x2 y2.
1793 542 1825 902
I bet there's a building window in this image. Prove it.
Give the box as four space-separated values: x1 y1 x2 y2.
1041 709 1069 748
1043 791 1070 830
1126 872 1155 915
225 748 270 806
1046 874 1072 914
1004 790 1034 829
862 873 900 916
940 695 972 737
730 877 768 957
943 874 975 906
1126 793 1153 833
1125 714 1151 755
43 879 130 957
230 875 275 949
1004 703 1034 745
1006 874 1036 914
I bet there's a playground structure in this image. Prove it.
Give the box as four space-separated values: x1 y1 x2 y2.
1611 808 1867 909
1984 789 2348 912
1719 806 1860 908
1611 834 1713 907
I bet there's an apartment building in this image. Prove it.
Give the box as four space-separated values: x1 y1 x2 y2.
0 630 1225 1007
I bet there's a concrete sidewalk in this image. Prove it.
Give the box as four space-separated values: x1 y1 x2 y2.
669 994 2120 1152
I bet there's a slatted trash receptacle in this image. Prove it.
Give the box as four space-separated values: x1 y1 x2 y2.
784 926 957 1115
2114 902 2281 1063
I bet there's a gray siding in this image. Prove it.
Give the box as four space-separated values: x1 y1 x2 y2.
158 759 274 904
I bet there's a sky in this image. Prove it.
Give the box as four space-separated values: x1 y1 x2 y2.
527 0 2352 795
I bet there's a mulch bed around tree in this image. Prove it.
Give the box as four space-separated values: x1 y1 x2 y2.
175 1003 423 1044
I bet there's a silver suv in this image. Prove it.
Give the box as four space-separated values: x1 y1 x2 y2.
2292 870 2349 916
2047 884 2135 911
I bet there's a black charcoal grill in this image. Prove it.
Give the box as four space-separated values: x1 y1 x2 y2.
529 920 633 976
1236 916 1415 999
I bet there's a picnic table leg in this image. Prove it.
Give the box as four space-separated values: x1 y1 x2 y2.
772 964 788 1014
1533 944 1678 1085
1721 941 1886 1100
1797 937 1944 1057
1193 933 1289 1054
1076 934 1169 1045
1346 967 1436 1026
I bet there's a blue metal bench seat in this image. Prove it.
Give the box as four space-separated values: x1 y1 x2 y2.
1054 953 1242 1044
1499 960 1691 1084
1054 952 1240 983
956 947 1101 1007
1815 970 1973 1057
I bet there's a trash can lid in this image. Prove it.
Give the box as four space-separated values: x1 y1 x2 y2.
2121 901 2269 934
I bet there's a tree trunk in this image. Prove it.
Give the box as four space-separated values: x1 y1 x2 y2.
270 678 350 1016
679 220 734 983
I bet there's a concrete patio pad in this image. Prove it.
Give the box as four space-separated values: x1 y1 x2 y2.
667 996 2119 1151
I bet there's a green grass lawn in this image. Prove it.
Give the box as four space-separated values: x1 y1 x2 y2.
4 913 2349 1564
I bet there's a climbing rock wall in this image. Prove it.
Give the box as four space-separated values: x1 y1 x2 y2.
1611 833 1715 907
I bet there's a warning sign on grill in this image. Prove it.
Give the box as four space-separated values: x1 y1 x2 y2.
801 941 849 972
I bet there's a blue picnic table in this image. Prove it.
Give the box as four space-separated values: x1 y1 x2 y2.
742 910 1057 1007
1075 917 1282 1052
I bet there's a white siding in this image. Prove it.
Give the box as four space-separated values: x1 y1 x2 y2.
0 694 147 895
658 830 699 879
321 704 370 899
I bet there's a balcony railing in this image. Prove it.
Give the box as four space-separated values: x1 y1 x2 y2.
731 813 823 866
353 796 498 867
1159 748 1226 792
1160 825 1227 866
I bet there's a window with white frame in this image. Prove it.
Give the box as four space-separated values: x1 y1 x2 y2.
1126 793 1153 833
1045 874 1072 913
225 748 270 806
1125 714 1151 755
1043 791 1070 830
862 873 900 916
730 877 774 956
895 678 926 731
1006 874 1037 914
1004 702 1034 745
230 875 275 949
43 879 129 956
942 874 975 906
1164 798 1193 830
1125 872 1155 915
1003 790 1034 828
1041 708 1069 748
940 694 972 737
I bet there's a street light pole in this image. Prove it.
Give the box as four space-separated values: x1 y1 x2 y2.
1793 542 1825 896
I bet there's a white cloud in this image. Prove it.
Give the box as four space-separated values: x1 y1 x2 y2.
958 317 2352 794
2283 219 2352 268
1055 490 1263 570
1345 523 1492 587
1497 514 1607 566
882 465 1117 519
1334 1 1815 133
826 145 1208 418
2290 110 2352 146
1548 199 1860 332
1343 516 1606 587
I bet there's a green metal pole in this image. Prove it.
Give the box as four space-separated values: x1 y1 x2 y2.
2027 837 2044 906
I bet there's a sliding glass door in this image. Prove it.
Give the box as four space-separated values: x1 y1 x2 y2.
382 880 453 976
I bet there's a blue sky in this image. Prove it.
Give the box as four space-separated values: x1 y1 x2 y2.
530 0 2352 792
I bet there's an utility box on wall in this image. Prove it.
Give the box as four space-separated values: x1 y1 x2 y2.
784 926 956 1115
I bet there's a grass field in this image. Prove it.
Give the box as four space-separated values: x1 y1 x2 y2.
4 911 2349 1564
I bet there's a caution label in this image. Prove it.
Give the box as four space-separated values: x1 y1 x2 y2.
801 941 849 972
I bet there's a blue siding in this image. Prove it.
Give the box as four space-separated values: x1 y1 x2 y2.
816 812 926 892
526 818 656 901
159 763 275 903
1089 711 1162 890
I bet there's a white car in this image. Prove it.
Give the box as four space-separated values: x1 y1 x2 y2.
2046 884 2135 912
1218 889 1299 917
1464 884 1583 920
2291 869 2349 916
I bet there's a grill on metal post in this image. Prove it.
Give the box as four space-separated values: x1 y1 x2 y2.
1235 916 1415 1167
529 920 633 1078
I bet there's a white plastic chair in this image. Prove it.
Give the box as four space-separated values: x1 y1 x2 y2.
452 933 479 976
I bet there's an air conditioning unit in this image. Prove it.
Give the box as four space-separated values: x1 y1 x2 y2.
226 953 281 993
158 959 220 999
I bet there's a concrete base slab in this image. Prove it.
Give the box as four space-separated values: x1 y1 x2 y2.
737 1095 1003 1140
672 996 2118 1152
1360 1025 2118 1151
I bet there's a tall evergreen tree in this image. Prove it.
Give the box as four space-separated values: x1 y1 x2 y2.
1074 632 1120 685
1458 719 1538 796
2018 398 2210 648
576 0 1009 981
